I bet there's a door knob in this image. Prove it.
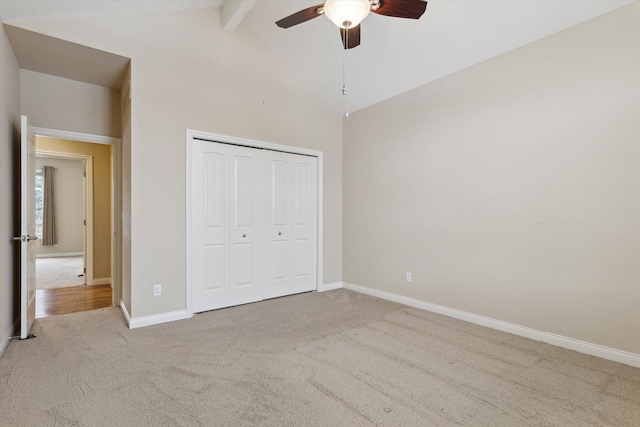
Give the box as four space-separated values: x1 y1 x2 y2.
12 235 38 242
278 232 282 236
242 233 246 238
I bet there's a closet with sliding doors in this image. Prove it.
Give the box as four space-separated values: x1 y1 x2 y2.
190 138 318 313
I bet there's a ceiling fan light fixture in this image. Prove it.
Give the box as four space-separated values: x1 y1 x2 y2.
324 0 371 29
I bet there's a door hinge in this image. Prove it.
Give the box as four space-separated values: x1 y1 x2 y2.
84 220 86 226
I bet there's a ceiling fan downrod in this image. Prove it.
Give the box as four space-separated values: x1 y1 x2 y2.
343 27 349 118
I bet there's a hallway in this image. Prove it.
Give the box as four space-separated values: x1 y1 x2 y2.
36 284 112 318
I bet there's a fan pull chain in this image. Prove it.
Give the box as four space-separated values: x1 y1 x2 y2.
343 28 349 118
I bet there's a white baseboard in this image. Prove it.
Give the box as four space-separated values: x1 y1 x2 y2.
92 277 111 286
36 252 82 259
318 281 344 292
120 300 132 326
342 282 640 368
0 319 18 359
120 301 192 329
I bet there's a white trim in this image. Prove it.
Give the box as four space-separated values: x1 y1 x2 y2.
343 282 640 368
36 252 82 258
92 277 111 286
0 319 18 358
185 131 193 317
185 129 324 317
36 151 91 160
187 129 323 157
120 300 132 326
121 298 192 329
33 127 119 146
318 281 343 292
111 132 122 308
316 152 324 292
85 157 94 286
128 310 192 329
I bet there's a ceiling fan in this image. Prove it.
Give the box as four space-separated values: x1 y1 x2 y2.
275 0 428 49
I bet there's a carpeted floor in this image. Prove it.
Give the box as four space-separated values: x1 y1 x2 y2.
1 289 638 426
36 256 85 290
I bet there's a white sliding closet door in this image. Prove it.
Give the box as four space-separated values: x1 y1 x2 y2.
228 147 265 307
264 152 317 299
191 139 317 313
191 140 263 312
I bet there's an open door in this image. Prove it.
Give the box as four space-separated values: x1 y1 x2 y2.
15 115 37 339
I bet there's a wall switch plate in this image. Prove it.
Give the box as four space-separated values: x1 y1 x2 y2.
153 284 162 296
406 272 412 283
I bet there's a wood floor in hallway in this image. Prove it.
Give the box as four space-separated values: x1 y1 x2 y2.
36 284 112 318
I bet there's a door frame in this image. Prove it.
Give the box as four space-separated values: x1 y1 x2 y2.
32 127 122 307
35 151 94 285
185 129 324 317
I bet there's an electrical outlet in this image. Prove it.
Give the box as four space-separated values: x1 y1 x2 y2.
406 272 412 283
153 284 162 296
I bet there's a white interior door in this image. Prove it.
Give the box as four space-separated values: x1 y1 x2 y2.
19 116 37 338
263 152 317 299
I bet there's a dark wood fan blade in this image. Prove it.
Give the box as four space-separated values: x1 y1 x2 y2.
276 4 325 29
373 0 427 19
340 25 361 49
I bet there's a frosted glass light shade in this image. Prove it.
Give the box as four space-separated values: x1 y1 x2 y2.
324 0 371 29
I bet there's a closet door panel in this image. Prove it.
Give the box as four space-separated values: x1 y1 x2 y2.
229 152 263 305
264 152 317 299
191 142 231 313
292 157 317 292
263 155 293 299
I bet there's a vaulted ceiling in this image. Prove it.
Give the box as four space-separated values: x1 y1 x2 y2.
1 0 635 114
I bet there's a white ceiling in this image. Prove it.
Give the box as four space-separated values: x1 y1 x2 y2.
1 0 635 114
243 0 635 113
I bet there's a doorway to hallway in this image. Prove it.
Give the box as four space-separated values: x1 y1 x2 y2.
31 130 121 319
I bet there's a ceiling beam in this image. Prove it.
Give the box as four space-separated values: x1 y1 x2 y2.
221 0 257 33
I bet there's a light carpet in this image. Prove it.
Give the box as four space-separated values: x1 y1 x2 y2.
1 289 638 426
36 256 85 290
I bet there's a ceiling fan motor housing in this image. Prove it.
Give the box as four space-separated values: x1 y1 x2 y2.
324 0 371 29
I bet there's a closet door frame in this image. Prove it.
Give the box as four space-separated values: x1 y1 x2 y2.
185 129 323 317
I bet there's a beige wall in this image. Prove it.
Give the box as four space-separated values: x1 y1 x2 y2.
14 8 343 318
35 157 84 256
36 137 112 281
0 15 21 352
344 4 640 355
20 70 121 137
